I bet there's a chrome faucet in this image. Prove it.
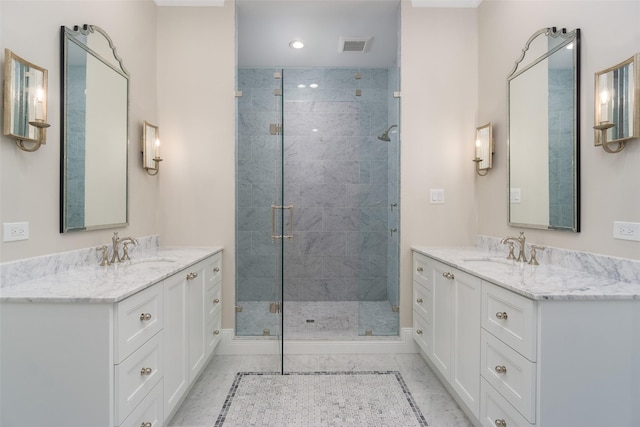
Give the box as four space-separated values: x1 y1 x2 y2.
500 232 527 263
109 232 138 264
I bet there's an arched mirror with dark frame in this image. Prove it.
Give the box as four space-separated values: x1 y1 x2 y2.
60 24 129 233
507 27 580 232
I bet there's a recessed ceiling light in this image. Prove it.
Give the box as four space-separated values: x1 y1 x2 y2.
289 40 304 49
309 83 318 89
298 84 306 89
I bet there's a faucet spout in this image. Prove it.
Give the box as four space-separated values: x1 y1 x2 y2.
500 232 527 263
109 232 138 264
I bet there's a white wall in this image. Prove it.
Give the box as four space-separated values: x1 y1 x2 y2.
0 0 160 262
156 3 236 329
400 3 478 327
476 0 640 259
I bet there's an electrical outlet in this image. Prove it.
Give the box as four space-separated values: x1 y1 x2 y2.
3 222 29 242
613 221 640 241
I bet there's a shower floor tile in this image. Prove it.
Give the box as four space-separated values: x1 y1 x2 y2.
236 301 399 338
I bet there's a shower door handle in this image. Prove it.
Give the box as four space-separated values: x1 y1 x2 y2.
271 204 294 242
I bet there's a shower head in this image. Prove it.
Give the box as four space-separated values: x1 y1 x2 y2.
377 124 398 142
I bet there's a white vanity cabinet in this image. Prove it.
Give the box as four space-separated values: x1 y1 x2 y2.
413 253 481 418
163 253 223 421
0 249 223 427
413 249 640 427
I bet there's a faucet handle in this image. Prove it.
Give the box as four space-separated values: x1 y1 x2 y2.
97 245 110 266
528 245 545 265
506 242 516 260
122 242 131 261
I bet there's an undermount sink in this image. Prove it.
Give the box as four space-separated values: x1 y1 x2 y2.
462 257 517 266
117 257 178 270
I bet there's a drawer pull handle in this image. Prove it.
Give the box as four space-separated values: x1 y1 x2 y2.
416 329 423 335
494 365 507 374
417 266 423 272
214 267 220 272
139 313 152 321
213 298 220 304
442 272 455 280
416 298 423 304
186 272 198 280
495 419 507 427
214 330 220 335
140 367 153 376
495 311 508 320
141 423 152 427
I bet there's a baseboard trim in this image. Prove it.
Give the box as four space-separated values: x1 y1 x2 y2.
216 328 419 355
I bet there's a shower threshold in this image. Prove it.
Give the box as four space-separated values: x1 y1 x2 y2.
236 301 399 339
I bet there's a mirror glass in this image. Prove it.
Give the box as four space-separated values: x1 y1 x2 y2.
61 25 129 232
508 28 580 232
3 49 48 143
594 54 640 145
142 121 159 171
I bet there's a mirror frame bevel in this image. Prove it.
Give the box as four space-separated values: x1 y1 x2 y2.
507 27 581 232
3 48 49 144
593 53 640 146
60 24 130 233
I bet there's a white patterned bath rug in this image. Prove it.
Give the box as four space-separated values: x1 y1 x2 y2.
214 371 428 426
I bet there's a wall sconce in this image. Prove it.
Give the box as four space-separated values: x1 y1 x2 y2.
594 53 640 153
3 49 50 152
142 121 162 175
473 122 493 176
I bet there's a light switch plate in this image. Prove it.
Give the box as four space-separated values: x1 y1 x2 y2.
430 189 445 204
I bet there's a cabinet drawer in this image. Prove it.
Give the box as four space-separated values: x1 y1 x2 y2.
115 332 163 425
118 379 163 427
413 310 432 355
209 252 222 285
206 316 222 357
481 330 536 422
115 284 163 363
413 280 432 324
206 281 222 324
413 252 432 287
482 282 536 361
480 378 534 427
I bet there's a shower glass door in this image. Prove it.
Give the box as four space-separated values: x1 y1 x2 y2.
236 69 285 364
236 67 400 353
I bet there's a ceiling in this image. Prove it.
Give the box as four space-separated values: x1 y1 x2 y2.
236 0 400 68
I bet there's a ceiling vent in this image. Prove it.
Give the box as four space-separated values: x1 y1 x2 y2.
338 36 372 53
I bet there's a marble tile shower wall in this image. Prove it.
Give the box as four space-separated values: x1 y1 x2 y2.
236 68 393 303
548 69 574 229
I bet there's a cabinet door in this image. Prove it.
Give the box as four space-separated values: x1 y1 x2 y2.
451 268 481 417
431 261 453 380
163 273 188 417
187 262 208 380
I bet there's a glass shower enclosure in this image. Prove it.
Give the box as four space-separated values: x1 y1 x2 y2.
235 67 400 342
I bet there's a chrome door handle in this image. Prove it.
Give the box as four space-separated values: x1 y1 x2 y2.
271 204 294 241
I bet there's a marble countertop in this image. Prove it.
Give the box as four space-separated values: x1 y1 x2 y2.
412 246 640 301
0 246 222 304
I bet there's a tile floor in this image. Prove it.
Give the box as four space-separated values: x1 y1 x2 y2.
168 353 474 427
